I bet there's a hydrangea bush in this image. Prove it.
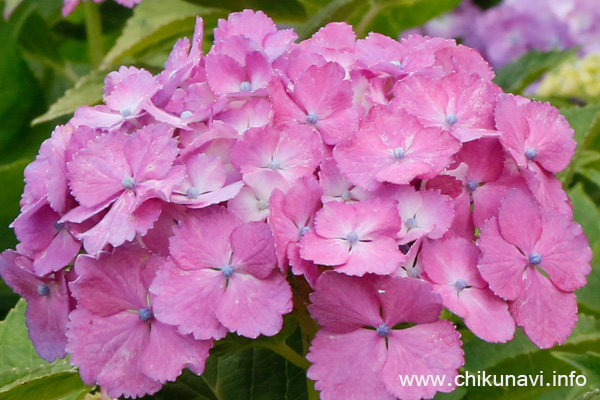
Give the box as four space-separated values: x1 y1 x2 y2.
0 9 593 400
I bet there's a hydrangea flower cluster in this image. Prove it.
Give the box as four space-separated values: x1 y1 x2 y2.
407 0 600 68
0 10 592 400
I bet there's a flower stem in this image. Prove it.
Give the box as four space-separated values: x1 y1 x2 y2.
83 0 104 68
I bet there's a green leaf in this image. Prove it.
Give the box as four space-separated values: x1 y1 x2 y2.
568 184 600 247
494 49 577 94
552 352 600 386
576 241 600 314
146 322 309 400
100 0 218 69
353 0 461 38
294 0 361 40
2 0 25 20
32 69 105 125
0 158 29 251
182 0 307 21
559 104 600 148
0 300 90 398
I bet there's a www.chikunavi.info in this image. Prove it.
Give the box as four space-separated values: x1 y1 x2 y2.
399 371 588 387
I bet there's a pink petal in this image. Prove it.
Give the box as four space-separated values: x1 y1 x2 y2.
382 322 463 400
217 271 292 338
456 288 515 343
307 329 392 400
230 221 277 279
497 188 542 254
509 267 578 348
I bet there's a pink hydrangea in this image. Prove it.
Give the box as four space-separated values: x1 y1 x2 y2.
0 9 591 398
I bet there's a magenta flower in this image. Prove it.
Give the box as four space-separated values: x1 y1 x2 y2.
299 199 404 276
334 105 461 191
421 236 515 343
318 158 370 204
230 123 324 183
393 73 501 142
269 176 323 285
67 244 212 399
307 271 464 400
0 251 71 362
273 62 359 145
477 189 591 348
64 123 185 254
71 66 159 131
394 186 455 245
150 206 292 340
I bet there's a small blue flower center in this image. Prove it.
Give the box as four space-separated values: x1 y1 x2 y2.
525 147 537 160
186 186 200 199
376 323 391 337
528 253 542 265
240 81 251 92
466 179 479 192
390 60 403 69
306 112 319 125
393 147 406 160
37 283 50 296
180 110 193 120
221 264 234 277
268 160 280 170
406 266 419 278
345 231 359 244
405 217 418 229
120 107 133 117
299 226 310 237
139 307 153 322
54 221 65 231
341 190 352 201
455 279 467 291
445 114 458 125
122 176 136 189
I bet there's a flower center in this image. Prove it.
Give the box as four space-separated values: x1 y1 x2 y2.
240 81 251 92
455 279 467 291
376 323 391 337
345 231 359 244
54 221 65 231
180 110 193 119
221 264 234 278
306 112 319 125
299 226 310 237
138 307 153 322
393 147 406 160
122 176 136 189
257 199 269 210
120 107 133 117
528 253 542 265
268 160 280 170
525 147 537 160
186 186 201 199
37 283 50 296
466 179 479 192
341 190 352 201
405 217 418 229
390 60 403 69
445 114 458 125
